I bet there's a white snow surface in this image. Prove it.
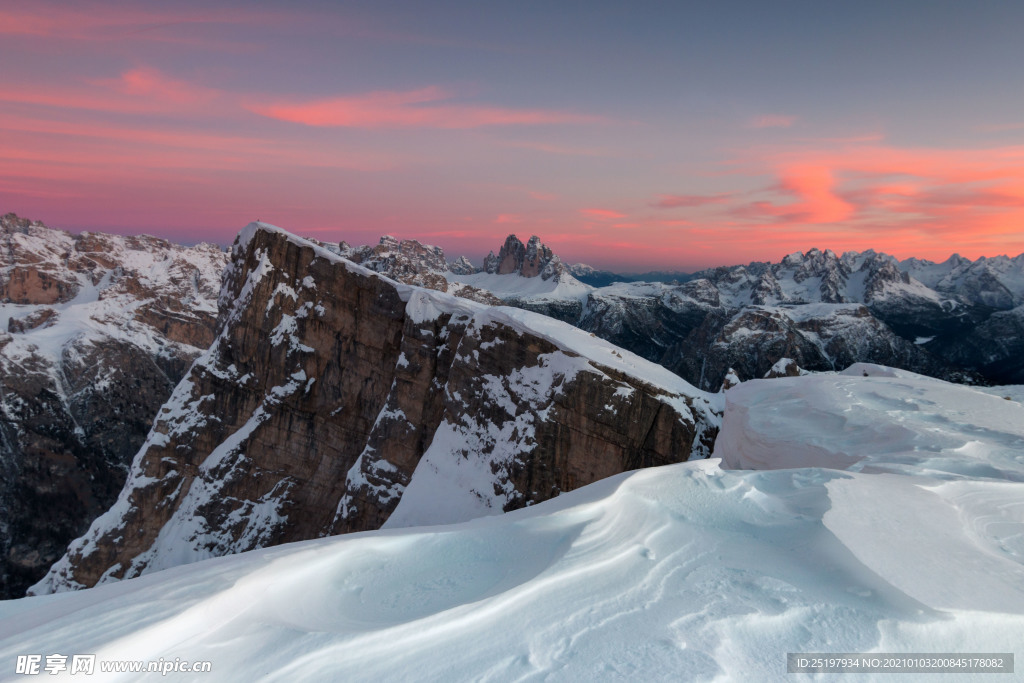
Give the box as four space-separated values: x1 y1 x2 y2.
445 270 593 302
3 364 1023 681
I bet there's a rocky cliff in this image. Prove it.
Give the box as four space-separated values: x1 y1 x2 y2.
0 213 228 598
484 234 567 280
32 223 720 593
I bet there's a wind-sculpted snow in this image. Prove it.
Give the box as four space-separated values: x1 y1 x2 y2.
717 362 1024 480
2 368 1022 680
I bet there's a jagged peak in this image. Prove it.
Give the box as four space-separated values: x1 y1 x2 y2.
449 255 477 275
483 233 564 279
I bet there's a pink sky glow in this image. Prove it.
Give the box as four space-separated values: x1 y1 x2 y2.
2 1 1023 271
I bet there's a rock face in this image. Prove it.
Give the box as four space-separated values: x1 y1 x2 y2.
0 213 228 598
483 235 567 280
32 223 720 594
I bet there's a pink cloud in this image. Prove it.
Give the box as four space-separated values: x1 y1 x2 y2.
99 67 220 106
653 193 733 208
0 5 279 42
0 67 226 115
492 139 610 156
579 208 626 220
250 87 600 129
975 122 1024 133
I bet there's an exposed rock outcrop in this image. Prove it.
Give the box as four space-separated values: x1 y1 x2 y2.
483 235 566 280
33 223 720 594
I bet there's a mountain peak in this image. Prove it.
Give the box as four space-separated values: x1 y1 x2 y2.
483 234 566 280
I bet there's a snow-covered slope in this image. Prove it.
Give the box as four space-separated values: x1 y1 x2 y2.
718 362 1024 479
2 368 1021 681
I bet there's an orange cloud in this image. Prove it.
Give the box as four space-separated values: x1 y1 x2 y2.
250 87 599 129
640 140 1024 263
777 164 856 223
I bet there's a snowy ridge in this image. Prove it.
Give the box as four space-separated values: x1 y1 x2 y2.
445 269 592 302
902 252 1024 308
3 368 1023 680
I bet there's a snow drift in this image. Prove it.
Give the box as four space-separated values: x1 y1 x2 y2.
2 367 1021 680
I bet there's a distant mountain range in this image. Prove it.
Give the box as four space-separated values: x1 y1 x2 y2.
567 264 692 287
330 231 1024 388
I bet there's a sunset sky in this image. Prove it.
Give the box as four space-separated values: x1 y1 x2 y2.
2 0 1024 271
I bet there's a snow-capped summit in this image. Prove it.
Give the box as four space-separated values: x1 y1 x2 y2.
445 235 591 312
332 234 493 302
901 251 1024 309
568 262 597 278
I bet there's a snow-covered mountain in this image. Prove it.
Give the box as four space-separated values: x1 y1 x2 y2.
4 367 1022 680
902 252 1024 309
442 238 1023 387
31 222 720 594
0 213 228 598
